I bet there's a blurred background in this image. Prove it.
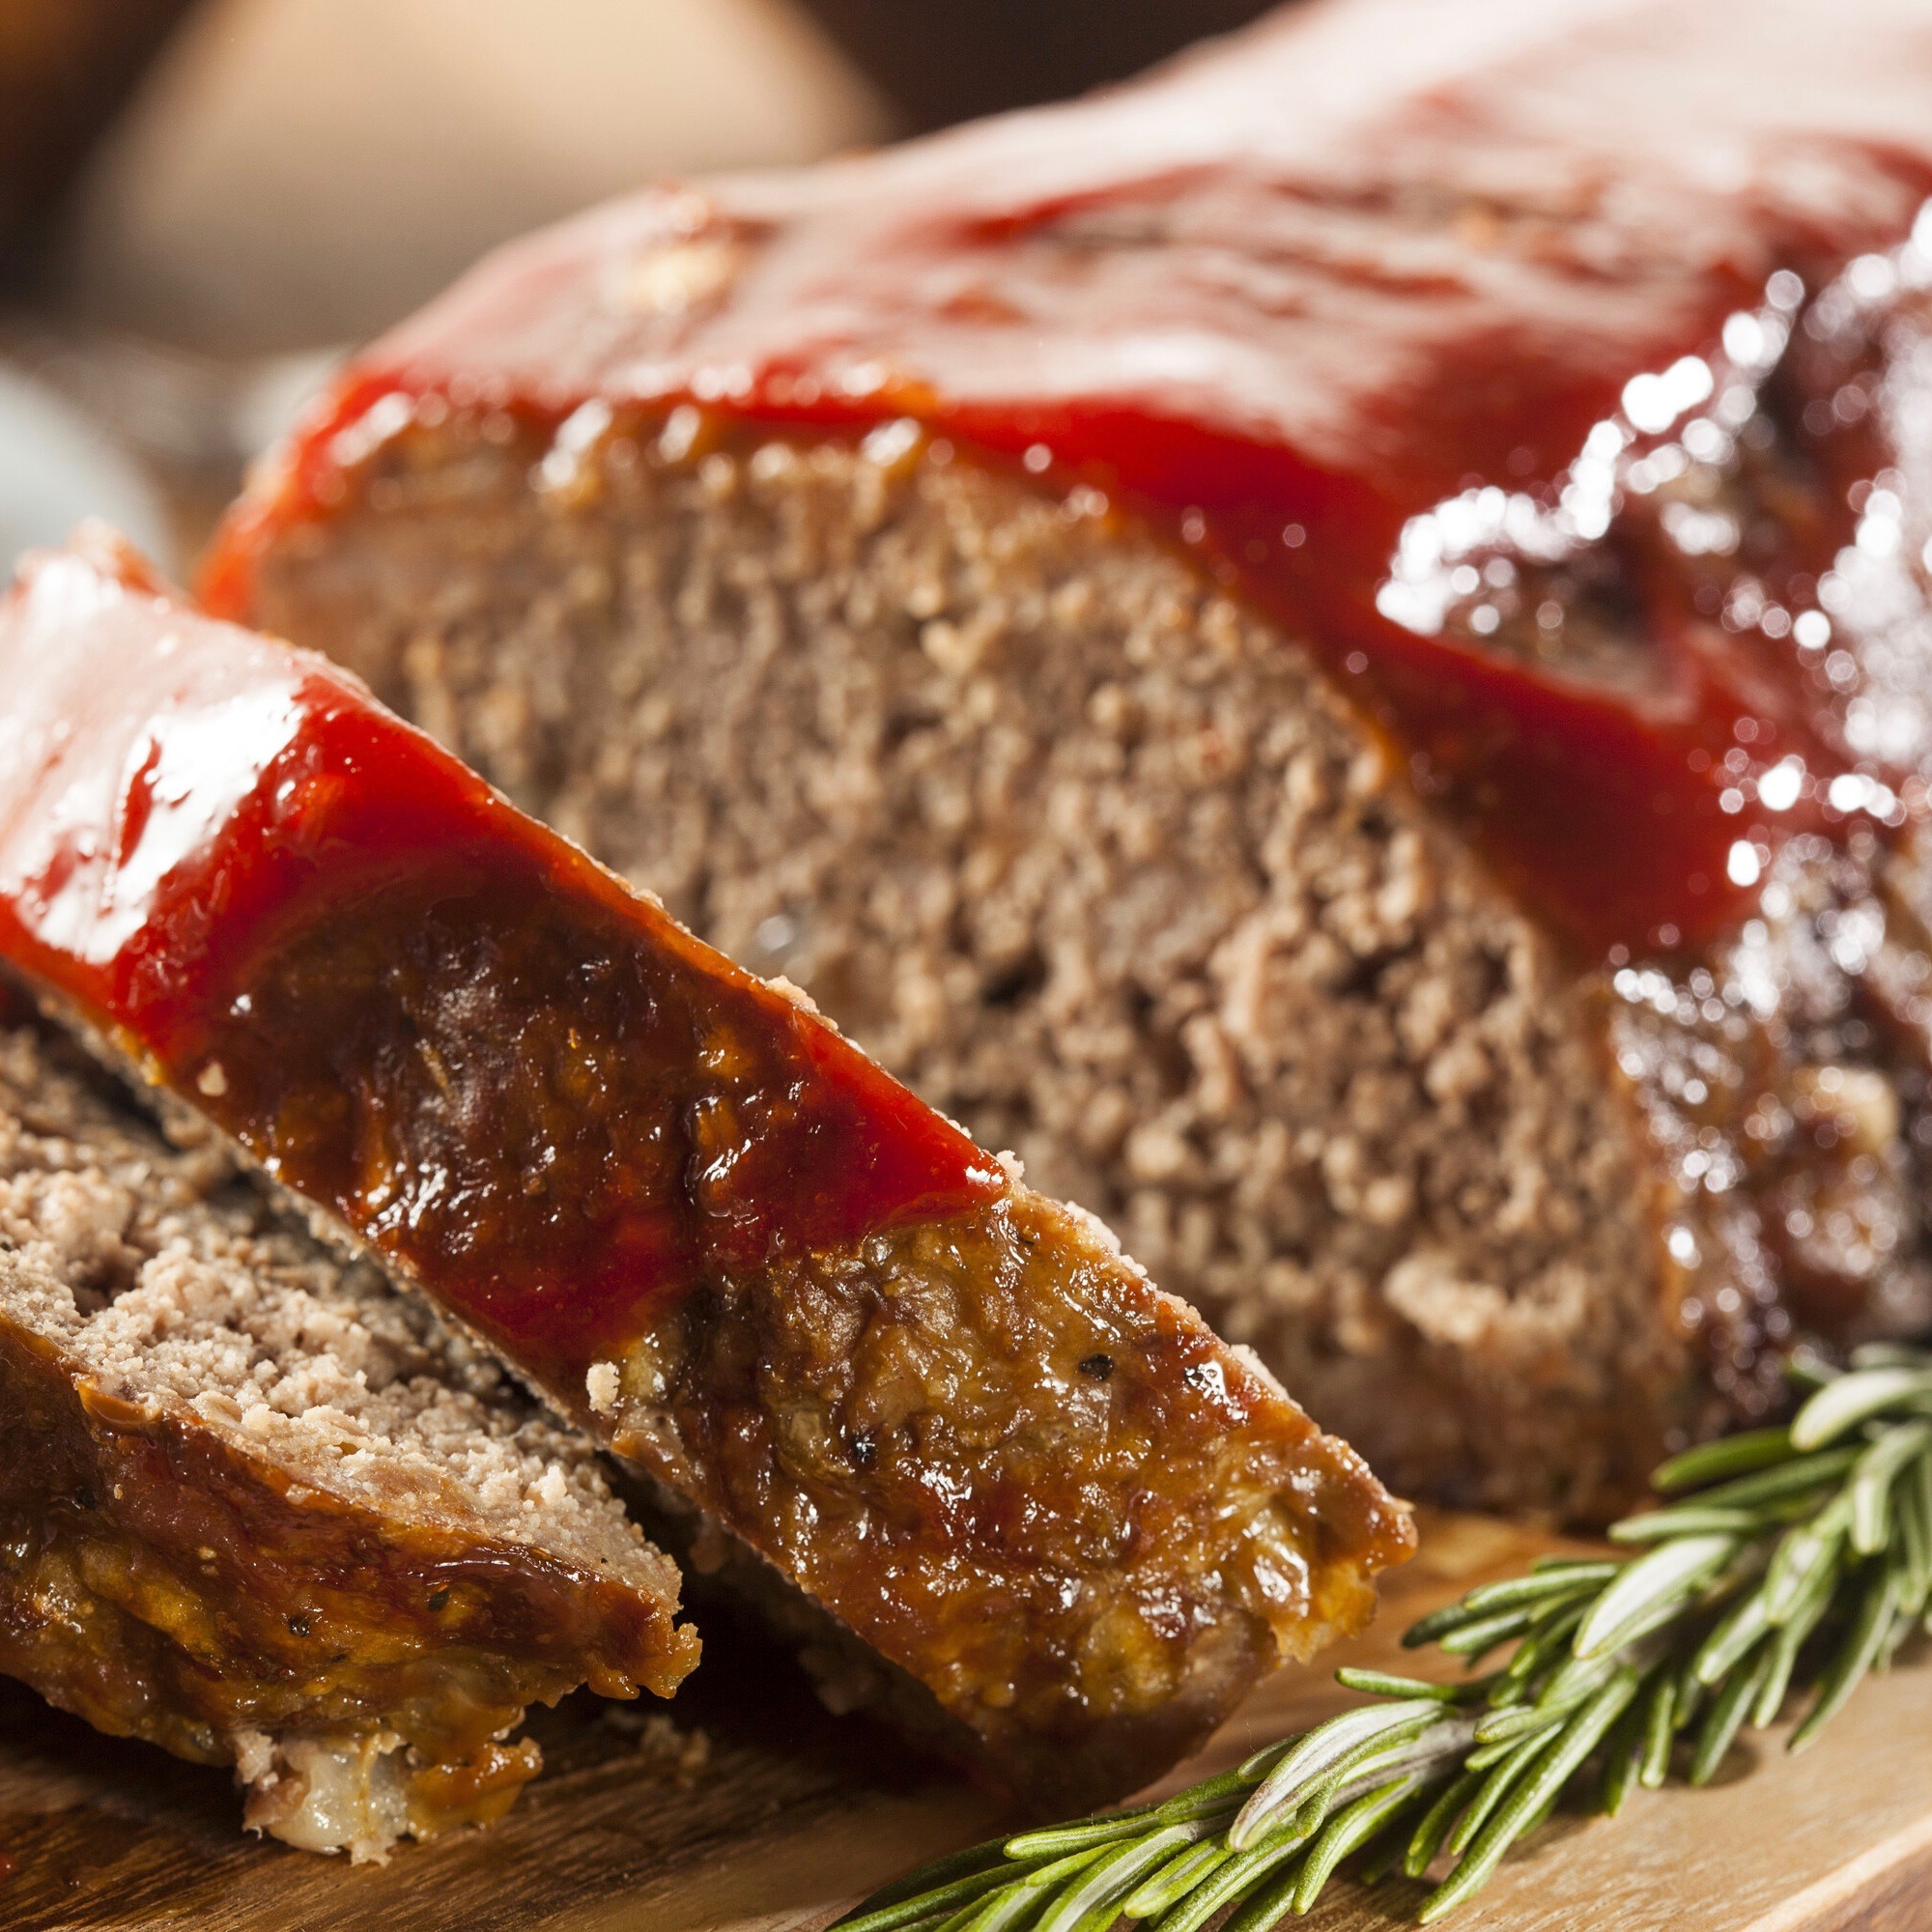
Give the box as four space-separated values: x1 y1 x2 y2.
0 0 1275 575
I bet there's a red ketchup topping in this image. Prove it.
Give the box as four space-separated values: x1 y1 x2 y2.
203 0 1932 962
0 537 1003 1389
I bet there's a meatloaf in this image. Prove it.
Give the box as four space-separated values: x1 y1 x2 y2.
0 530 1410 1815
0 1006 696 1861
204 0 1932 1520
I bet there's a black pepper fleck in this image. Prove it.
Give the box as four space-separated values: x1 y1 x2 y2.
1078 1353 1114 1380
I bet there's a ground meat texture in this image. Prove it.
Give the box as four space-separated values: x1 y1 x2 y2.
234 428 1688 1518
207 0 1932 1518
0 535 1412 1815
0 1021 696 1862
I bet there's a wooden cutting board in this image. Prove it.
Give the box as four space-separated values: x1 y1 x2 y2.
5 1510 1930 1932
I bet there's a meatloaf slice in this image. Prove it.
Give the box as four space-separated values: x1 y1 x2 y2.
0 532 1410 1814
0 1009 696 1861
206 0 1932 1518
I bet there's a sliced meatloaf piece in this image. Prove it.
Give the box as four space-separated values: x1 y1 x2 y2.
0 1010 696 1861
0 532 1411 1815
205 0 1932 1519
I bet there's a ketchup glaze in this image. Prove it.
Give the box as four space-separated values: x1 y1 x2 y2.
0 536 1003 1389
203 0 1932 964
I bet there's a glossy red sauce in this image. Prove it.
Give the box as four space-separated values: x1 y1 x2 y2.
203 0 1932 960
0 538 1002 1391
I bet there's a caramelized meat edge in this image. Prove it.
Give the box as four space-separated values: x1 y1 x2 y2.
0 1020 696 1859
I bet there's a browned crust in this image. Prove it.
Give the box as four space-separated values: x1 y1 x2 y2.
603 1187 1411 1812
0 1309 696 1777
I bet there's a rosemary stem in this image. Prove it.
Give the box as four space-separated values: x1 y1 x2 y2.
838 1350 1932 1932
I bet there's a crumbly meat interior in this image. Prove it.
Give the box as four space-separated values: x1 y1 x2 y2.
255 411 1932 1515
0 1018 696 1861
251 419 1695 1516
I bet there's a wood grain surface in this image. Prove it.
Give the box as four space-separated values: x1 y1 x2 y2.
3 1512 1928 1931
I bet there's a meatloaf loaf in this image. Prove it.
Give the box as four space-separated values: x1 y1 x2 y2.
0 1005 696 1861
0 531 1410 1814
204 0 1932 1520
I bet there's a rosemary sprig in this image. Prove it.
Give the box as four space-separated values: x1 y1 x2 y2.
836 1346 1932 1929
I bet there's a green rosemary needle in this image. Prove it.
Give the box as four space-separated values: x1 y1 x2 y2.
835 1345 1932 1930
